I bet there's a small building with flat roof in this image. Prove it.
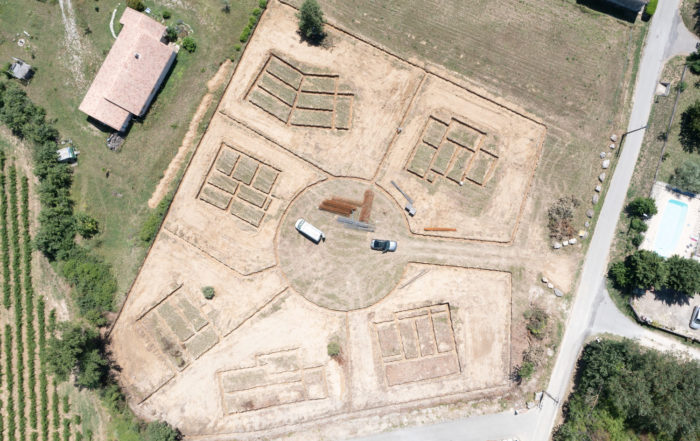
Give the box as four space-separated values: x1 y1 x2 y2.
79 7 176 132
8 58 32 81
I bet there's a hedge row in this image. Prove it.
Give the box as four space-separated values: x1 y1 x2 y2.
5 324 15 441
0 81 117 325
22 176 38 430
1 156 10 309
9 166 27 440
51 382 59 441
38 297 48 441
239 0 267 43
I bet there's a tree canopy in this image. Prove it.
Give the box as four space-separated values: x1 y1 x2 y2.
680 99 700 153
46 324 108 389
670 157 700 194
625 249 666 290
665 255 700 296
297 0 325 42
555 339 699 441
626 197 657 218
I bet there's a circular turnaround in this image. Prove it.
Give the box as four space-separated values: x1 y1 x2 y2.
277 179 408 311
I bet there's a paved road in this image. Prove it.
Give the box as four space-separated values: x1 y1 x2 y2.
351 4 699 441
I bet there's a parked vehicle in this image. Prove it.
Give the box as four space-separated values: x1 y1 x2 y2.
690 306 700 330
370 239 397 252
295 218 325 244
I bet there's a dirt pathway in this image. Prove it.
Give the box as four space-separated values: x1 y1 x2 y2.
147 60 233 209
57 0 86 87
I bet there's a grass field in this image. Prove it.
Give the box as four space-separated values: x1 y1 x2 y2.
0 0 257 298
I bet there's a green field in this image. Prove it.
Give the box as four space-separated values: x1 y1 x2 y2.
0 0 257 299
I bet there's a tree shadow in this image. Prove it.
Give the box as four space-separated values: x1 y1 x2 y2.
651 287 692 306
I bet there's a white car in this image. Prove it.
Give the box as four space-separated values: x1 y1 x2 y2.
370 239 397 252
690 306 700 330
295 218 325 244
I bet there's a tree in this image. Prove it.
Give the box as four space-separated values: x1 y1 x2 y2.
143 421 181 441
126 0 145 11
608 260 629 288
624 250 666 291
297 0 325 43
181 37 197 53
665 255 700 296
75 212 99 239
46 324 108 389
669 158 700 194
680 100 700 152
626 197 657 218
687 50 700 75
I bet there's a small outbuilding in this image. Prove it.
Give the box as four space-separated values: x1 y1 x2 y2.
56 147 78 163
8 58 33 81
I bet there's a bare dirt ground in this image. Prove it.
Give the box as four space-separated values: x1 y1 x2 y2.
109 2 579 439
148 60 234 209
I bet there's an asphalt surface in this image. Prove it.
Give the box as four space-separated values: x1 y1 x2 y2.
351 3 699 441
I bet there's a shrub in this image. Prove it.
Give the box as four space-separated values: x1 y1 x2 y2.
181 37 197 53
140 193 172 244
164 25 178 43
258 0 267 8
669 158 700 194
221 0 230 14
252 7 262 17
547 195 580 240
688 50 700 75
46 323 109 389
629 218 647 233
645 0 658 16
518 361 535 381
162 10 171 19
126 0 145 11
201 286 215 300
297 0 325 42
239 25 251 43
59 247 117 323
75 212 99 239
626 197 657 218
624 249 667 291
144 421 181 441
234 43 241 51
327 341 340 357
524 307 548 339
665 255 700 296
631 233 644 248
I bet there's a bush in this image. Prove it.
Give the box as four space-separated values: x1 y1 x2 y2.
625 249 667 291
629 217 647 233
524 307 548 339
518 361 534 381
669 158 700 194
547 195 580 240
631 233 644 248
140 193 172 244
75 212 99 239
258 0 267 8
297 0 325 42
164 25 178 43
644 0 658 15
239 26 252 43
59 248 117 323
144 421 181 441
626 197 657 218
680 100 700 152
162 10 171 19
181 37 197 53
234 43 241 52
126 0 145 11
609 260 629 288
201 286 215 300
327 341 340 357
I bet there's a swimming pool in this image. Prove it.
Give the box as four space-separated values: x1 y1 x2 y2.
653 199 689 257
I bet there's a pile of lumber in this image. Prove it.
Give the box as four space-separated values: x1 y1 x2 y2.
359 190 374 222
319 199 356 216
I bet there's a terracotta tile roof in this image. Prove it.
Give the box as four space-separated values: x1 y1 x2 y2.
79 8 176 131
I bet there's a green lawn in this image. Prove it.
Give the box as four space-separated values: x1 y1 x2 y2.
0 0 257 300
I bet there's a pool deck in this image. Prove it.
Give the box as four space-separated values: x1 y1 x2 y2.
641 181 700 259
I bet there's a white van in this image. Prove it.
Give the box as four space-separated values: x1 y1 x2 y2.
295 218 325 243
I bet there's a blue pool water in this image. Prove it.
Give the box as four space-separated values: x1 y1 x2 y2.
653 199 689 257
